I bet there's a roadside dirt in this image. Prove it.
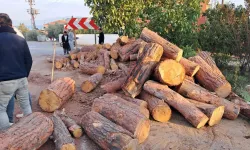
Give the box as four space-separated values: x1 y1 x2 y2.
12 55 250 150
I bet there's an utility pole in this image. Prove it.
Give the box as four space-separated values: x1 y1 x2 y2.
26 0 39 30
222 0 224 5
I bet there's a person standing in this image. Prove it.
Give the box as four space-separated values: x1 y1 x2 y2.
68 29 74 51
0 13 32 130
62 31 70 55
99 28 104 44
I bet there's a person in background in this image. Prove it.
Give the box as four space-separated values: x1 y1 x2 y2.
62 31 70 55
0 13 32 130
68 29 74 51
99 28 104 44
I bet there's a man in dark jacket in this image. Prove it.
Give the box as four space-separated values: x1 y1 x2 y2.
0 13 32 130
98 28 104 44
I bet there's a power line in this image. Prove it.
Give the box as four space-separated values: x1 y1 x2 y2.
26 0 39 29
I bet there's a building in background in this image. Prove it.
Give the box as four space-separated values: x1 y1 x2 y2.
197 1 210 25
43 20 67 29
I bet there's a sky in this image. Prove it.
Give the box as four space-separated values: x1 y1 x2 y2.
0 0 246 27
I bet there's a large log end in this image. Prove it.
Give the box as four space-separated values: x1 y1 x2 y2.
196 116 209 129
209 106 225 126
39 89 61 112
152 105 172 123
215 83 232 98
81 81 95 93
61 144 76 150
97 66 106 74
135 119 150 144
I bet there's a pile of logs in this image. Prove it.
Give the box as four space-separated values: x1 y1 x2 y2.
31 27 250 150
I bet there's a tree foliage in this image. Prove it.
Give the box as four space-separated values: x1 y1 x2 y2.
46 23 64 40
26 30 39 41
199 3 250 70
17 23 29 35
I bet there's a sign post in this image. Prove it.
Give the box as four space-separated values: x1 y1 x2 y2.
51 42 56 83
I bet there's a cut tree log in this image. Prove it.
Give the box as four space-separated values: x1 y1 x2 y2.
154 59 186 86
92 94 150 143
70 54 77 60
55 58 64 69
103 43 112 50
70 49 80 55
176 79 240 120
189 56 231 98
137 40 147 60
81 111 139 150
198 51 225 79
101 77 127 93
118 63 130 76
70 60 80 68
114 93 148 108
122 43 164 98
227 92 250 119
85 47 100 62
139 90 172 123
187 99 225 126
110 58 119 70
130 54 138 61
118 36 129 45
119 39 142 62
80 45 97 52
0 112 53 150
56 110 83 138
143 80 209 128
81 73 103 93
102 50 111 70
185 75 195 83
140 27 183 61
180 57 200 77
110 43 121 60
52 113 76 150
39 77 75 112
79 62 106 75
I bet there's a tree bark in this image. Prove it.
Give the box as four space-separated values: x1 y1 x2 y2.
180 57 200 77
189 56 231 98
110 58 119 70
79 62 106 75
197 51 225 79
101 77 127 93
130 54 138 61
118 36 129 45
119 39 142 62
39 77 75 112
154 59 186 86
139 90 172 123
140 27 183 61
85 48 100 62
227 92 250 119
81 73 103 93
0 112 53 150
143 80 209 128
70 54 77 60
70 60 79 68
118 63 130 76
137 40 147 60
102 50 111 70
122 43 163 98
114 93 148 108
176 79 240 120
52 113 76 150
70 49 80 55
187 99 225 126
56 110 83 138
92 94 150 143
81 111 139 150
185 75 195 83
81 45 97 52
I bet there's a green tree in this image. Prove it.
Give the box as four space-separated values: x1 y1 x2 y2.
18 23 29 35
46 23 64 40
26 30 39 41
84 0 153 37
144 0 203 57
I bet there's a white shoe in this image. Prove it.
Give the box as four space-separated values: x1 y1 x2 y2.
16 114 24 118
9 123 14 126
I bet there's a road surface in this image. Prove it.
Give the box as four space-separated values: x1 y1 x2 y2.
28 41 64 56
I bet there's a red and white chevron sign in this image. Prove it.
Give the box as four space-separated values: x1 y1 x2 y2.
65 18 99 30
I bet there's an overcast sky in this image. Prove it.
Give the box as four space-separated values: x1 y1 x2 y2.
0 0 245 27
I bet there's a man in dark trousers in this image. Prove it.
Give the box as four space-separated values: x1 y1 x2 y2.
0 13 32 130
98 28 104 44
62 31 70 55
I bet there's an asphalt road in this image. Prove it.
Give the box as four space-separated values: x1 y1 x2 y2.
28 41 64 56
